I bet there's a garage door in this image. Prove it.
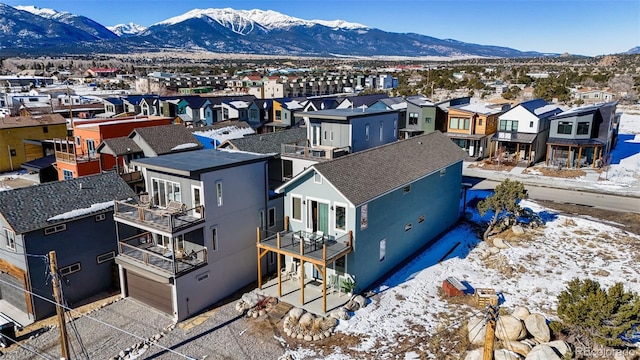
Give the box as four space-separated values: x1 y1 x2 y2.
125 271 173 315
0 273 28 313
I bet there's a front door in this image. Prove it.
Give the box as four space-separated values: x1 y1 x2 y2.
308 200 329 234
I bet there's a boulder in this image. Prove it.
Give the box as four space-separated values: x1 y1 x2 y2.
467 317 486 346
525 345 561 360
495 349 523 360
241 292 260 308
464 349 483 360
299 313 315 327
502 340 532 357
512 225 525 235
352 295 367 309
542 340 571 358
495 315 527 341
524 314 550 342
288 307 305 321
512 306 530 321
329 308 350 321
493 237 510 249
489 247 501 255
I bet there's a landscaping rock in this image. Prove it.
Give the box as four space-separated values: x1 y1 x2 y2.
493 237 510 249
288 307 305 321
467 317 486 346
524 314 550 342
489 247 501 254
525 345 561 360
353 295 367 309
494 349 523 360
299 312 315 327
511 306 530 320
464 349 483 360
512 225 525 235
495 315 527 341
324 331 331 338
304 334 312 342
241 292 260 308
542 340 571 358
503 340 532 357
329 308 350 320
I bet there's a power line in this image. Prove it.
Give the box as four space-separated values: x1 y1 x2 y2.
0 332 55 360
0 276 197 360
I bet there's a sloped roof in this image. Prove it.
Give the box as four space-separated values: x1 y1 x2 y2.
98 137 142 156
342 94 389 107
131 124 203 155
518 99 560 118
0 114 66 129
406 96 435 107
0 171 135 234
220 127 307 154
311 131 467 206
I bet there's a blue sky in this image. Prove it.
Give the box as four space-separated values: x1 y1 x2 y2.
4 0 639 56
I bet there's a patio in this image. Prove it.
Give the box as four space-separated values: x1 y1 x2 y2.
260 276 351 316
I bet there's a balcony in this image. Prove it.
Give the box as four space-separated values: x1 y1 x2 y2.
281 143 350 160
119 170 142 184
55 150 99 164
258 229 352 262
113 200 205 235
117 232 207 276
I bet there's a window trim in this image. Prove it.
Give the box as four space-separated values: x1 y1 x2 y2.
95 213 106 222
191 185 203 216
44 224 67 235
4 228 16 251
268 207 276 229
59 262 81 276
62 169 74 180
211 227 218 251
96 251 115 264
291 195 303 222
334 202 348 232
314 173 322 184
216 181 223 207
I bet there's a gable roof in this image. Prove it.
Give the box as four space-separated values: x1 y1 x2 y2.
517 98 561 118
296 131 466 206
219 127 307 154
0 171 135 234
97 137 142 156
130 124 203 155
0 114 66 129
341 94 389 107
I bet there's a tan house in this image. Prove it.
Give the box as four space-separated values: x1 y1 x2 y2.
446 103 506 159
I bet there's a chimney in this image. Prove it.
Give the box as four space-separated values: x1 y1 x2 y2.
79 183 83 190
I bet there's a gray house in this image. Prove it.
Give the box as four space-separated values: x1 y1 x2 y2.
113 149 279 321
0 172 135 324
257 131 467 312
546 101 619 168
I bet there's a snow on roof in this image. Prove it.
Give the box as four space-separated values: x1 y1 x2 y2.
408 97 434 106
74 118 159 128
229 100 250 109
457 103 501 115
285 100 303 110
193 125 255 145
390 103 407 110
533 104 560 115
47 200 114 222
217 147 275 157
170 143 200 151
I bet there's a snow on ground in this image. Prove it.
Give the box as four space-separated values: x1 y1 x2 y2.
619 110 640 135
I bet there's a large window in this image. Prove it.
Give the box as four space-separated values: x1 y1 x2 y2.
292 196 302 221
577 122 590 135
408 112 419 125
335 205 346 231
499 120 518 132
557 121 573 135
4 229 15 251
450 117 470 130
151 178 181 207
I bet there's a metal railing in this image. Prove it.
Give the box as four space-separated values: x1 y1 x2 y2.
55 150 99 164
113 200 205 233
281 143 351 160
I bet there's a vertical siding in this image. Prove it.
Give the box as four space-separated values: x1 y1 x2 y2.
349 114 398 152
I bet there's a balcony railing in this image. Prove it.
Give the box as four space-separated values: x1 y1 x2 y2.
258 228 352 262
281 143 350 160
113 200 205 234
118 232 207 276
55 150 99 164
120 170 142 183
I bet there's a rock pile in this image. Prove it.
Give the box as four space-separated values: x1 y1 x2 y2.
283 308 338 341
109 323 175 360
465 306 571 360
235 291 278 318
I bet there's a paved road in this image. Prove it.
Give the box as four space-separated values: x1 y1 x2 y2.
471 178 640 214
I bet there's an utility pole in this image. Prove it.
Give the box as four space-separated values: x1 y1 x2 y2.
482 297 499 360
49 251 70 359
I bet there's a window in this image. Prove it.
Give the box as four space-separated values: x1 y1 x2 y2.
192 186 202 215
96 251 115 264
95 214 106 222
379 122 383 142
405 223 412 232
557 122 573 135
283 160 293 180
76 137 81 146
44 224 67 235
211 227 218 251
268 208 276 228
418 215 425 223
259 210 265 230
499 120 518 132
4 229 15 251
335 256 345 274
9 149 15 157
330 131 334 141
379 239 386 262
268 252 276 265
478 119 482 126
216 181 223 206
324 131 327 140
365 124 370 141
292 197 302 221
63 170 73 180
59 262 81 275
223 108 229 120
425 117 432 124
440 169 447 176
151 178 181 207
275 110 282 121
393 119 398 138
250 108 258 119
409 112 419 125
314 173 322 184
42 126 48 133
449 117 470 130
335 205 346 231
403 185 411 194
197 272 209 282
529 121 534 128
577 122 590 135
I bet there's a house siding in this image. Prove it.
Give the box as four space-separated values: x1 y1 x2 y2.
350 114 398 153
549 114 593 139
0 124 68 172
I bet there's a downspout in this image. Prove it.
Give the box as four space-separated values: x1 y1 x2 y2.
7 145 13 171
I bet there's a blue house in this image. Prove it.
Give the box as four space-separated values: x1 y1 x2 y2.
247 99 273 132
0 172 135 324
257 131 467 312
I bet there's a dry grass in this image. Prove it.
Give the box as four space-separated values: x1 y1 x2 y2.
467 161 515 172
523 167 587 178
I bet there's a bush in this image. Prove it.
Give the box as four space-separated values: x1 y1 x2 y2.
557 278 640 347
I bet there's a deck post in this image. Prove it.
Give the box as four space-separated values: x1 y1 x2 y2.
257 227 262 289
577 147 583 168
285 216 289 231
566 146 572 168
300 238 305 305
277 233 282 297
546 144 550 166
593 147 599 168
323 244 327 313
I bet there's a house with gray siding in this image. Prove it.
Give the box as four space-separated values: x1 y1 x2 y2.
113 149 279 321
0 172 135 324
546 101 619 168
257 131 467 313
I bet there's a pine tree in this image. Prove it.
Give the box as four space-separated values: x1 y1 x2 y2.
476 179 528 241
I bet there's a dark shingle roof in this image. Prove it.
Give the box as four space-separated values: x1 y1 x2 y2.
343 94 389 107
0 114 66 129
220 127 307 154
0 171 136 234
132 124 203 155
99 137 142 156
312 131 467 206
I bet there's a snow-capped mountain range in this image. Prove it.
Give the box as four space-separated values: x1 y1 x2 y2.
3 3 620 58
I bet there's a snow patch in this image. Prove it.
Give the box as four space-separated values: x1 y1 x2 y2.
170 143 200 151
47 201 114 222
